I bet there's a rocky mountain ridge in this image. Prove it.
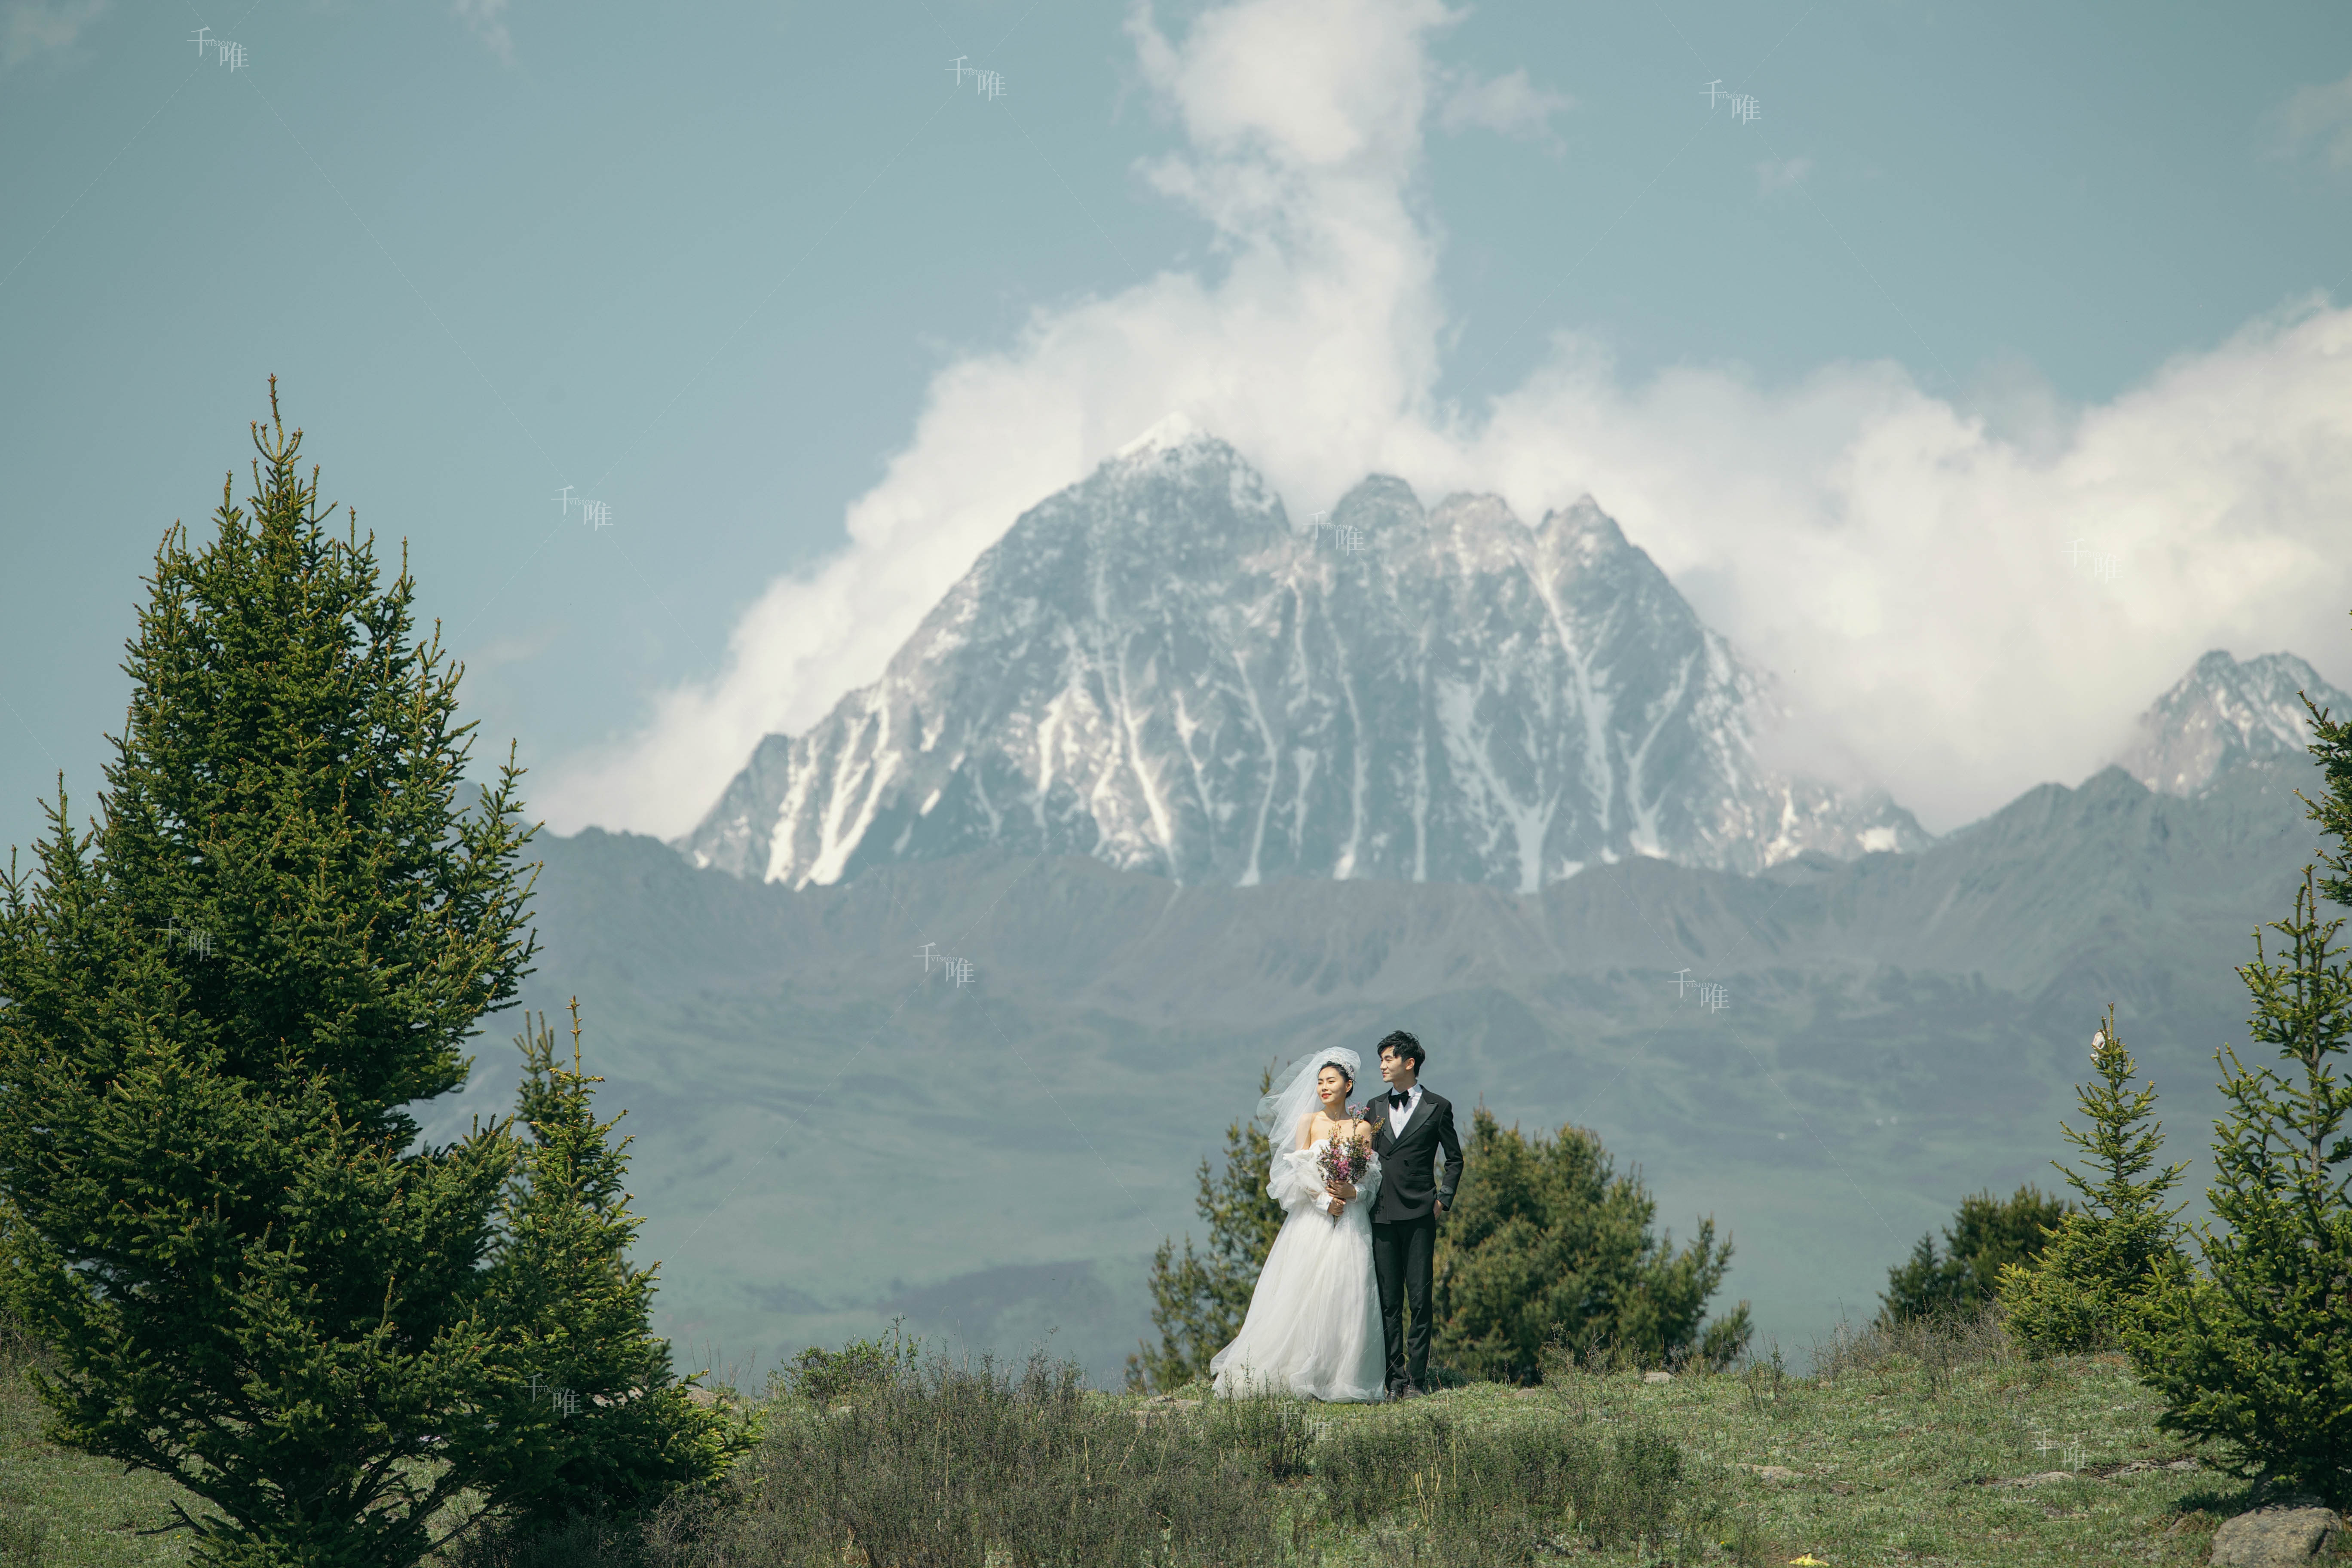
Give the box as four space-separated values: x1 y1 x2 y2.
677 423 1926 892
2117 649 2345 796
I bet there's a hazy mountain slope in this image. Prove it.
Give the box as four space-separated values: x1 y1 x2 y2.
424 670 2339 1384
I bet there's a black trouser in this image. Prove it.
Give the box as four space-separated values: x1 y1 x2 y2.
1371 1214 1436 1393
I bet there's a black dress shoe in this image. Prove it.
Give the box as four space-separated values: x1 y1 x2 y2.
1398 1384 1424 1400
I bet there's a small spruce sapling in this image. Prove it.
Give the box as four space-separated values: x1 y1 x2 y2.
1997 1005 2186 1354
467 1001 756 1534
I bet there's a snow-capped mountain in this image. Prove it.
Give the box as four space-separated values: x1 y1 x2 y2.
676 420 1929 892
2117 649 2350 796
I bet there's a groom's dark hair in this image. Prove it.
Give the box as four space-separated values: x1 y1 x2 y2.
1375 1029 1424 1071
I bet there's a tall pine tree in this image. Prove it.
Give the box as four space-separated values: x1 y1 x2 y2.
0 386 552 1567
2131 866 2352 1498
2128 649 2352 1500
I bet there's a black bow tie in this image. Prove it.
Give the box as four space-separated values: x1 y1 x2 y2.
1389 1090 1411 1107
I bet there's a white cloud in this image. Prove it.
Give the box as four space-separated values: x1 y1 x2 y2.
1756 155 1810 197
539 0 2352 844
1437 65 1572 153
1444 302 2352 826
2270 70 2352 169
451 0 513 64
3 0 107 69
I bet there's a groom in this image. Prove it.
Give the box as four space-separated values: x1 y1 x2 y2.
1362 1029 1462 1399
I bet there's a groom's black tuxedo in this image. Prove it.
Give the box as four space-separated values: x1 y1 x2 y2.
1369 1087 1463 1395
1369 1088 1462 1223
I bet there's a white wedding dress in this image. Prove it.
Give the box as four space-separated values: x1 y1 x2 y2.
1209 1127 1387 1402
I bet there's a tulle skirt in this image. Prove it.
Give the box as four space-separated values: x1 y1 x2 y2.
1209 1186 1387 1402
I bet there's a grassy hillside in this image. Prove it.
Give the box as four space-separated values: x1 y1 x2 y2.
3 1315 2331 1567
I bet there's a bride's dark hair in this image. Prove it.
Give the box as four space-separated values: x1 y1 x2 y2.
1317 1058 1354 1088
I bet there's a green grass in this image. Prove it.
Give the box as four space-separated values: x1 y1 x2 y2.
0 1323 190 1568
4 1315 2345 1567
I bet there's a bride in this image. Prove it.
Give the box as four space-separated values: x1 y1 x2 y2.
1209 1049 1387 1402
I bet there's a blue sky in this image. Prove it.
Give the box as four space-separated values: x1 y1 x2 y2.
4 0 2351 859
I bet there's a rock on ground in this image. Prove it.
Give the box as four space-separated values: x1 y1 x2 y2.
2208 1505 2342 1567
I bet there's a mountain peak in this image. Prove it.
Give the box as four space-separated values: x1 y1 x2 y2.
2117 649 2347 795
1541 493 1619 536
1112 410 1208 461
676 447 1928 891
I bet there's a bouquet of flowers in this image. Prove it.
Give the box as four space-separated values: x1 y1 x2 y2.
1316 1118 1372 1190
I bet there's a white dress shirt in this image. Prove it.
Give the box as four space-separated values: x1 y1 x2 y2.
1384 1081 1423 1137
